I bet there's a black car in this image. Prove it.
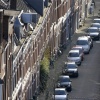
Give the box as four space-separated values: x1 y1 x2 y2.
87 32 100 40
63 62 78 77
87 27 100 40
57 75 72 92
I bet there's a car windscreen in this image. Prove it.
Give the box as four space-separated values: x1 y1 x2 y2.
55 90 66 95
77 40 88 45
59 77 70 82
72 48 82 52
67 64 76 69
92 24 100 28
88 28 98 32
68 52 79 57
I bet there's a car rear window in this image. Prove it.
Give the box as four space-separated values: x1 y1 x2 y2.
68 52 79 57
55 90 66 95
77 40 88 45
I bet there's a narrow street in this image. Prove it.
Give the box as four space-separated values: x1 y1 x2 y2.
38 0 100 100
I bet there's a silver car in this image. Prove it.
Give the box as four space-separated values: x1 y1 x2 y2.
72 46 84 61
76 36 90 54
52 88 68 100
67 50 82 66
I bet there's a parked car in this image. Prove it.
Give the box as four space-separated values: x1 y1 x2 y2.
86 36 93 48
72 46 84 61
52 88 68 100
93 18 100 23
57 75 72 92
63 62 78 77
67 50 82 66
76 36 90 54
87 27 99 33
91 23 100 29
87 32 100 41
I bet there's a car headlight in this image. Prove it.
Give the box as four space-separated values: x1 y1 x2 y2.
67 84 71 87
58 83 60 87
74 70 77 73
75 59 80 62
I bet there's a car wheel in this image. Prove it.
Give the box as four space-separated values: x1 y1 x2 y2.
76 73 79 77
78 62 81 66
81 56 84 61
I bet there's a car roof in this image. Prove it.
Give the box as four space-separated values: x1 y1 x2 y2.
67 62 76 64
59 75 69 78
88 27 98 29
89 32 99 35
69 50 79 53
55 88 66 91
94 18 100 20
72 46 83 49
78 36 88 40
65 61 76 65
91 23 100 25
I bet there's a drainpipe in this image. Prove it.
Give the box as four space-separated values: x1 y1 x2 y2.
0 10 3 74
0 9 3 50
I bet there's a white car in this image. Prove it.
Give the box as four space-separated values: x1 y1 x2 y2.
67 50 82 66
76 36 90 54
91 23 100 29
93 18 100 23
52 88 68 100
72 46 84 61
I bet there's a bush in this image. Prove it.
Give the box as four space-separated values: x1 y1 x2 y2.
40 57 50 92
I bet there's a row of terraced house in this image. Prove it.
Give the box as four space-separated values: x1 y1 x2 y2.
0 0 93 100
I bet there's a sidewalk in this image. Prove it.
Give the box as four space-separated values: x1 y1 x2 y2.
38 13 96 100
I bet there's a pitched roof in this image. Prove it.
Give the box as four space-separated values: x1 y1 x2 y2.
0 0 37 13
0 0 10 9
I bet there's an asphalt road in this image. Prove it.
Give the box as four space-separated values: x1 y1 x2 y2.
69 41 100 100
69 1 100 100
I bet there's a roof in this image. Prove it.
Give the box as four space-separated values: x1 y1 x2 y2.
0 0 9 9
0 0 38 13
